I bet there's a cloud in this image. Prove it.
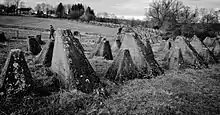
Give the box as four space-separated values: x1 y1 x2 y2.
111 0 152 16
188 0 202 1
183 0 220 8
1 0 219 17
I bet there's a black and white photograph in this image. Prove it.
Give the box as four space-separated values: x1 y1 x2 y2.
0 0 220 114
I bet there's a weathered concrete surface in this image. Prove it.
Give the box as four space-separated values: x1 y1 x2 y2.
90 39 113 60
120 33 164 77
190 36 217 64
163 38 174 52
203 37 215 47
61 29 85 53
103 41 113 60
0 49 33 96
90 39 106 58
34 39 54 67
0 32 7 42
105 49 143 84
111 34 123 53
213 40 220 59
27 36 42 55
36 35 45 45
163 47 185 70
163 36 208 70
51 29 100 93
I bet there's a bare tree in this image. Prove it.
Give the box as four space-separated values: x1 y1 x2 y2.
146 0 184 27
4 0 22 14
178 6 199 23
213 10 220 23
4 0 13 7
34 4 41 11
14 0 21 8
103 12 109 18
109 13 117 19
45 4 54 15
199 8 208 18
19 1 25 8
41 3 46 13
200 8 219 23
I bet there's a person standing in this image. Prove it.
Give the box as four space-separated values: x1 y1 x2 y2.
49 25 55 40
117 27 123 35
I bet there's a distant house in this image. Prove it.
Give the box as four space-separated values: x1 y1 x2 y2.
18 8 33 15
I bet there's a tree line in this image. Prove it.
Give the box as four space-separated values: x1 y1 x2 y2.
0 1 96 22
0 0 219 30
35 2 95 21
0 0 149 26
0 0 27 15
145 0 220 40
146 0 220 28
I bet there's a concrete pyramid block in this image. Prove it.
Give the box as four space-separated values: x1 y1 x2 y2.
213 40 220 59
111 34 123 53
163 47 186 70
203 37 215 47
63 29 85 53
0 32 7 42
190 36 217 64
102 41 113 60
36 35 45 45
163 38 174 52
90 39 113 60
34 39 54 67
164 36 208 69
105 49 142 83
120 33 164 77
90 38 105 58
27 36 42 55
96 36 104 45
51 29 100 93
0 49 33 96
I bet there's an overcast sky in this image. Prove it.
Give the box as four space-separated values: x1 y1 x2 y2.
0 0 220 19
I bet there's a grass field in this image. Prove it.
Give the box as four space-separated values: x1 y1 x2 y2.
0 16 117 37
0 16 220 114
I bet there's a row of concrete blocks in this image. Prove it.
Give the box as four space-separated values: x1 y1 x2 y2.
0 29 100 97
